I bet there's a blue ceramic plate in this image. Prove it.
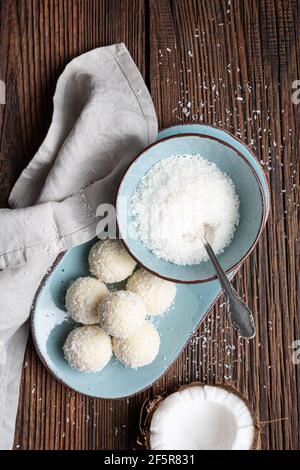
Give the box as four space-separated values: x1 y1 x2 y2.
32 125 269 398
116 132 268 283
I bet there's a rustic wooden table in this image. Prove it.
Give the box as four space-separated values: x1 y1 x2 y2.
0 0 299 450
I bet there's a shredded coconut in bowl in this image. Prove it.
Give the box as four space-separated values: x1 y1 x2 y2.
130 154 240 265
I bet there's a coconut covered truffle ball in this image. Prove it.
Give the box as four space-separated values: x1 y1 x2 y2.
89 239 137 283
126 268 176 315
113 321 160 368
63 325 112 372
65 277 108 324
99 290 147 338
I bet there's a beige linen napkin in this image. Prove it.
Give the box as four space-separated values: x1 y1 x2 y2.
0 43 157 449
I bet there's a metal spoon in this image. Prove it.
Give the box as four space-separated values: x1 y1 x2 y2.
202 236 256 339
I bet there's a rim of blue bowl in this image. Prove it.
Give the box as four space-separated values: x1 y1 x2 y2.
116 132 268 284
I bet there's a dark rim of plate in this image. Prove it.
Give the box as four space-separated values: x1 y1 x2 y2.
31 124 270 398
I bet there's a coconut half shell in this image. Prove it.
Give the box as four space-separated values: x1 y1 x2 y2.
139 383 260 450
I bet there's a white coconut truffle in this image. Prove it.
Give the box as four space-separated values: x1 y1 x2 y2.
99 290 147 338
113 321 160 368
65 277 108 325
89 239 137 283
63 325 112 373
127 268 176 315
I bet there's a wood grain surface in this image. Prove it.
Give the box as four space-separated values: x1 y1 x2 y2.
0 0 299 450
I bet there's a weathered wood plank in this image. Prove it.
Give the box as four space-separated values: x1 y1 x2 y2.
149 0 299 450
0 0 147 450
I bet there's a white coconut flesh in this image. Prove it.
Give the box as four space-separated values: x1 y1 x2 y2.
150 385 255 450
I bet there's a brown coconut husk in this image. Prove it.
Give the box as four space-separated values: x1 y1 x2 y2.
138 382 261 450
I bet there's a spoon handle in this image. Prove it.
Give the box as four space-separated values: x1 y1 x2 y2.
202 238 256 340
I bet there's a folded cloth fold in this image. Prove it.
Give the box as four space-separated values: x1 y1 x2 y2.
0 43 157 449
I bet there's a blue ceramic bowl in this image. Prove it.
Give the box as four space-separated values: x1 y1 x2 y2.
116 133 267 283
